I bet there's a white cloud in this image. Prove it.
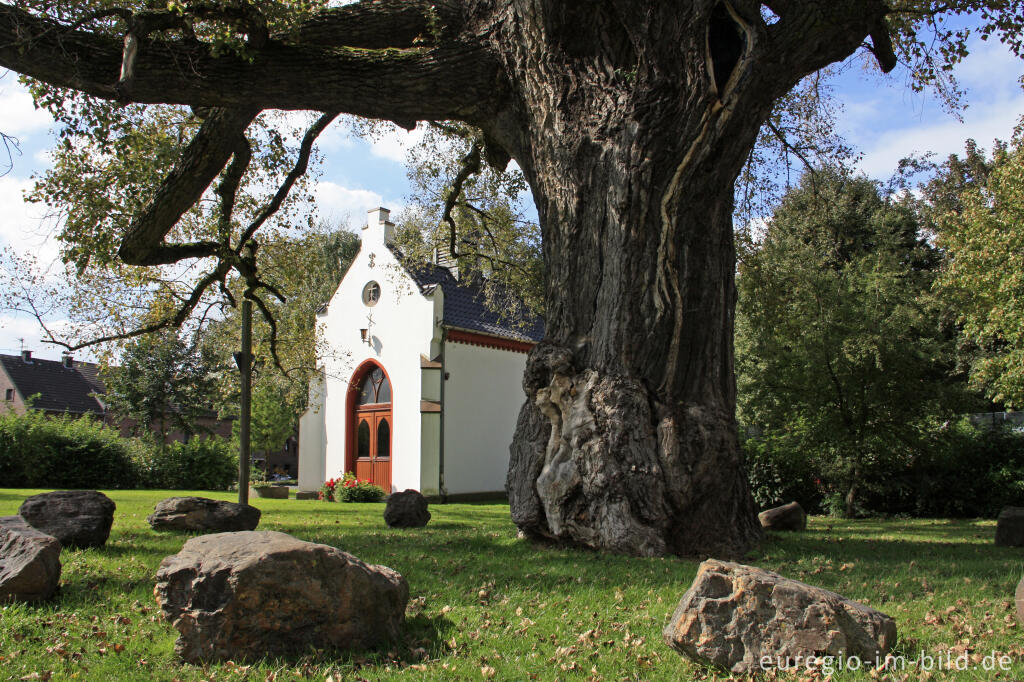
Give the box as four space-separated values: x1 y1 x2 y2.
0 174 62 264
312 182 387 228
0 314 93 361
0 80 54 138
955 36 1024 95
858 93 1024 179
841 35 1024 180
366 123 425 162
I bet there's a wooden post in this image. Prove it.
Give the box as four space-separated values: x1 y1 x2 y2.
237 242 256 505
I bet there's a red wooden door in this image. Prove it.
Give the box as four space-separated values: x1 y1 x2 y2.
354 409 391 492
350 365 393 492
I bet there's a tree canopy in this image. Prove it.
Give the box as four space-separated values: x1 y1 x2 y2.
932 130 1024 407
736 167 976 516
101 327 218 443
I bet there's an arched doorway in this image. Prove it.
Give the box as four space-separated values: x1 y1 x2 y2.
346 361 392 492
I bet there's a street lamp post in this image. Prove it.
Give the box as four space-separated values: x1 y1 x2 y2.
235 241 257 505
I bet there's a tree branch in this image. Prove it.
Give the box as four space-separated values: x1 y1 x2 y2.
249 288 285 373
868 22 898 73
40 262 232 352
215 127 253 243
0 2 496 122
765 119 814 172
235 110 339 251
757 0 895 97
440 141 482 259
118 106 259 266
298 0 462 49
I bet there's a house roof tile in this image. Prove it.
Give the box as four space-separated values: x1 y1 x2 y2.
396 254 544 343
0 354 105 415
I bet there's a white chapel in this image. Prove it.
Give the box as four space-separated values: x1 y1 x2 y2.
297 207 543 498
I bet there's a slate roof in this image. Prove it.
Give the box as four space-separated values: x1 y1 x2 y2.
0 354 105 415
396 253 544 343
0 354 223 419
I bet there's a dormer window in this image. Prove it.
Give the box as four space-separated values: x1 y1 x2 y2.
362 281 381 306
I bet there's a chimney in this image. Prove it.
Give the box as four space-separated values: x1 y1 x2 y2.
362 207 395 246
434 244 459 280
20 350 31 363
62 355 74 368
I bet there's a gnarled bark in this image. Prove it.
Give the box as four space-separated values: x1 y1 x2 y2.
498 0 889 556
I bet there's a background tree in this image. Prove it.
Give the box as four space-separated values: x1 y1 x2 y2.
736 167 976 517
200 223 359 412
246 381 296 473
933 131 1024 407
1 0 1021 556
394 123 544 316
102 328 218 444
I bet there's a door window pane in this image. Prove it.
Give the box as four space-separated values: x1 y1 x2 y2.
358 374 375 404
356 366 392 404
376 374 392 403
376 418 390 459
357 419 370 458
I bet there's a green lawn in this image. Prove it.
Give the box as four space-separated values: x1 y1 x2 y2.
1 489 1022 680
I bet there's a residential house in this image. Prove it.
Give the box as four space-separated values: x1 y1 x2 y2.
0 351 232 442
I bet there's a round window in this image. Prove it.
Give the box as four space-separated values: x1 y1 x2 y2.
362 281 381 306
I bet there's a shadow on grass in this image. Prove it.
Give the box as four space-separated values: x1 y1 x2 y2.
9 489 1024 680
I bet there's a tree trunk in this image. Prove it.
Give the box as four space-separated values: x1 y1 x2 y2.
500 0 777 557
506 163 763 557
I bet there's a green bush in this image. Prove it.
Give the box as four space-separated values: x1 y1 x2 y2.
134 437 237 490
338 477 386 502
0 410 136 488
856 420 1024 518
746 419 1024 518
743 430 824 514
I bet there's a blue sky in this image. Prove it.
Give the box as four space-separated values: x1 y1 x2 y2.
0 29 1021 361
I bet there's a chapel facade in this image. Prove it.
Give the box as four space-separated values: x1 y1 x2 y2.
297 207 543 498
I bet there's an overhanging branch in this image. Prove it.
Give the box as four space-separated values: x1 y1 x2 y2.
299 0 462 49
118 106 260 266
235 110 339 251
0 2 496 121
868 22 898 73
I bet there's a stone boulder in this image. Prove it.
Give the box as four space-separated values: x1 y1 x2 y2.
148 497 260 533
154 531 408 662
759 501 807 531
0 516 61 603
19 490 115 549
995 507 1024 547
1017 577 1024 626
383 489 431 528
663 559 897 674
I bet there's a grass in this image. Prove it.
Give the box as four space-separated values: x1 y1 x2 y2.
0 489 1022 681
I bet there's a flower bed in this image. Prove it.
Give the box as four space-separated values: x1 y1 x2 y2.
320 472 385 502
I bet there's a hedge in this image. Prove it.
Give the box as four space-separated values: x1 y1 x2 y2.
0 410 237 490
744 419 1024 518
